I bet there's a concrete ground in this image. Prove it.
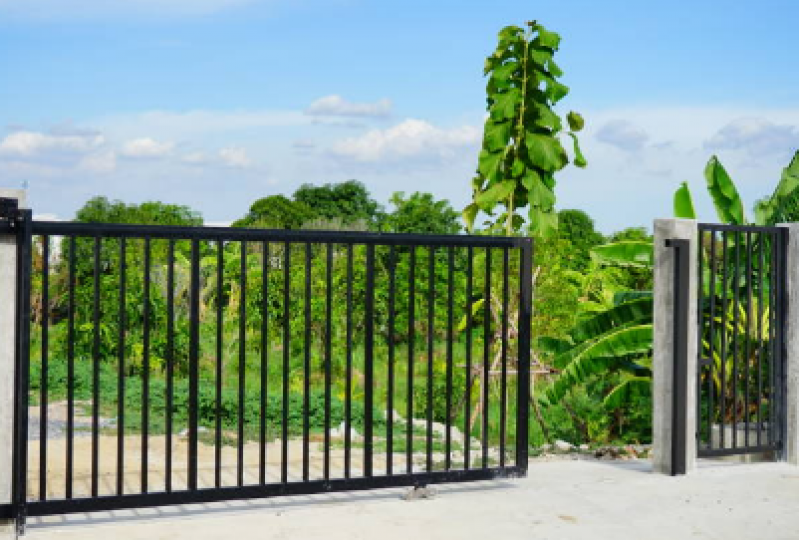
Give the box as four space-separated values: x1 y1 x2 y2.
24 459 799 540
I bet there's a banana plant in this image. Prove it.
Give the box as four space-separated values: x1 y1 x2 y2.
675 151 799 225
538 240 654 410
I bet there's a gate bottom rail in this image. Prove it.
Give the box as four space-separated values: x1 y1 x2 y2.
0 467 525 519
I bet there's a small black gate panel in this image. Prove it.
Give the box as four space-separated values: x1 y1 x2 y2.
0 201 532 528
696 224 786 458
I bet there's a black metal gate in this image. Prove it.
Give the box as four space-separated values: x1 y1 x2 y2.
0 198 532 531
696 223 787 458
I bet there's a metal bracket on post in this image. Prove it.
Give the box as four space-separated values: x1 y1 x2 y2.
665 239 689 476
0 199 22 232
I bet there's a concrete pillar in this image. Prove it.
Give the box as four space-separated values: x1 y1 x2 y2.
653 218 698 475
779 223 799 465
0 189 26 538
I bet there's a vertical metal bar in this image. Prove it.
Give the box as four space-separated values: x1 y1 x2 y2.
238 241 247 487
66 236 76 498
91 236 101 497
116 238 127 496
364 243 375 477
188 239 200 491
769 231 778 448
696 227 709 448
345 244 353 479
731 232 740 449
778 227 789 457
666 239 689 476
744 231 753 447
303 243 312 482
482 248 491 468
517 241 533 472
445 246 454 471
426 246 435 472
406 246 416 474
756 232 765 446
215 241 224 488
719 231 729 449
165 240 174 493
39 235 49 501
260 241 269 485
323 243 333 481
707 230 717 449
500 247 509 468
281 241 290 484
387 246 396 476
142 238 151 493
12 209 33 532
464 246 473 470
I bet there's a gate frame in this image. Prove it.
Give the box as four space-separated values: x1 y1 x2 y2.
0 197 534 534
654 218 799 475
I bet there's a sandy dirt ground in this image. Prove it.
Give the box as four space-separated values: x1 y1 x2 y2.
18 459 799 540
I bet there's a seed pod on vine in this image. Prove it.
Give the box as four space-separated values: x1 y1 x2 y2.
463 21 585 237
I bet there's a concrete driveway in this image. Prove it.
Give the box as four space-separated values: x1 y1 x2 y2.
26 459 799 540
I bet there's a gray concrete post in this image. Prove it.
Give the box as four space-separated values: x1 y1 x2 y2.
0 189 26 538
653 218 698 475
778 223 799 465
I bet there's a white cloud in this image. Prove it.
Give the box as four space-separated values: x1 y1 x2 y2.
219 146 252 168
595 120 649 151
0 130 105 157
78 150 117 174
705 117 799 157
329 119 480 163
93 109 308 141
306 95 392 118
120 137 174 158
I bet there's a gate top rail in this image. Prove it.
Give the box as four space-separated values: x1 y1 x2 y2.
698 223 785 233
0 219 530 248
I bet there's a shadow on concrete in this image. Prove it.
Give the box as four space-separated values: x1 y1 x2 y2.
28 480 518 531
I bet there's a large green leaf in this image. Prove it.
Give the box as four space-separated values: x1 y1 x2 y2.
602 376 651 409
673 181 697 219
545 324 653 404
566 111 584 132
477 149 503 180
705 155 745 225
590 241 653 268
475 180 515 210
567 132 586 168
528 206 558 238
759 150 799 225
490 88 521 122
569 297 653 343
525 132 567 172
462 203 478 232
534 24 561 49
522 170 555 210
484 119 512 152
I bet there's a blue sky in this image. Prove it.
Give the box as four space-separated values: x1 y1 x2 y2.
1 0 798 231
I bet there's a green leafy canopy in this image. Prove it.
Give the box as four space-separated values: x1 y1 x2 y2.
464 20 586 237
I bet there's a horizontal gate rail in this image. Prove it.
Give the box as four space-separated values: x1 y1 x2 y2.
0 210 533 527
696 223 787 458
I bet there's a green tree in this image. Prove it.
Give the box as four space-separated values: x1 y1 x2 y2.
385 191 461 235
233 194 313 229
556 209 604 270
293 180 384 229
75 196 203 226
464 20 585 236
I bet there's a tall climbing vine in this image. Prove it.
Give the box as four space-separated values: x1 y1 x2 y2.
464 21 586 236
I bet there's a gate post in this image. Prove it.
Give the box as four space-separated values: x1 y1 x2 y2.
778 223 798 465
653 218 698 475
0 189 26 538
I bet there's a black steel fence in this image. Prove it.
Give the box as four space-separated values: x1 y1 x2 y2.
0 201 532 528
696 223 787 457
